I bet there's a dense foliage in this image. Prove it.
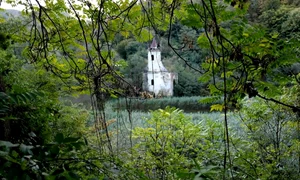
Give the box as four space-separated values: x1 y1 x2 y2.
0 0 300 179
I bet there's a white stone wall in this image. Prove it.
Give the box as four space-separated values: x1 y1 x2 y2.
147 49 166 72
146 72 173 96
145 48 175 96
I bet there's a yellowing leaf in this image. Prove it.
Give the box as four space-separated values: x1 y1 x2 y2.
120 31 129 38
260 38 269 43
242 33 249 37
271 33 279 39
259 44 266 47
210 104 224 112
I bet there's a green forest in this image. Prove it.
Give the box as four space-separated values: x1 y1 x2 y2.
0 0 300 179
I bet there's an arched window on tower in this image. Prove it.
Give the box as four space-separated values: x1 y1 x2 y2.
151 55 154 61
151 79 154 85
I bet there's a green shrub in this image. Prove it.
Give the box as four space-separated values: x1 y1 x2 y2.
127 107 222 179
234 95 300 179
0 134 101 179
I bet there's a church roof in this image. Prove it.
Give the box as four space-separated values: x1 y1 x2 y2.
150 38 159 49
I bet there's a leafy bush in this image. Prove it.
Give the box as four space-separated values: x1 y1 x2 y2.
0 134 100 179
0 132 147 180
234 91 300 179
127 107 222 179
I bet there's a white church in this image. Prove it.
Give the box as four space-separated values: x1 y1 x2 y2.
143 38 177 97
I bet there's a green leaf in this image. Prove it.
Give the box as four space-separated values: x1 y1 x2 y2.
198 73 211 83
260 38 269 43
19 144 33 154
11 150 19 158
199 96 221 104
259 43 266 47
55 133 64 143
210 104 224 112
271 32 279 39
135 29 152 42
0 150 9 157
242 33 249 37
0 140 19 148
197 33 210 49
208 84 221 95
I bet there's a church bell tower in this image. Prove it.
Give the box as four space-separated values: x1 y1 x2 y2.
143 38 177 97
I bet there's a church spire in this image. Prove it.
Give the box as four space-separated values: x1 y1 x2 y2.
149 37 159 49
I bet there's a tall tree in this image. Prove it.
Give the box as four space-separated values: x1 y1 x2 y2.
2 0 154 153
